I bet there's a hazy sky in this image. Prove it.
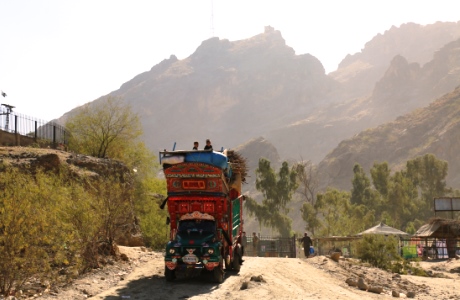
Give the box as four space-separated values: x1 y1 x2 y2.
1 0 459 120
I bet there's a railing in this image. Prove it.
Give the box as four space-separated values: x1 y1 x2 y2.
244 235 297 258
0 107 69 146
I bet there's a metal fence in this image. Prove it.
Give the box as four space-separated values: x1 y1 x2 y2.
245 235 297 258
0 106 69 145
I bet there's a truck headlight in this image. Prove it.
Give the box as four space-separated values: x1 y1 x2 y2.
208 249 214 254
169 248 175 254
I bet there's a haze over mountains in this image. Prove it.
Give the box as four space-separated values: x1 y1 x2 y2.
60 21 460 190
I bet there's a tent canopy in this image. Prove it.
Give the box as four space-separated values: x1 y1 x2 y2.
357 222 410 236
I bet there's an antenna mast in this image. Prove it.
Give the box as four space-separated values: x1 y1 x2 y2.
1 104 15 131
210 0 215 37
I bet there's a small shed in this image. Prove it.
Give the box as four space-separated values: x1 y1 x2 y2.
412 218 460 259
414 218 460 238
357 222 410 236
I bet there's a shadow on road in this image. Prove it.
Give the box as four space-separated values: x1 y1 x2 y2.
100 269 241 300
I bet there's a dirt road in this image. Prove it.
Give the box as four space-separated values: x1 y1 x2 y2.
36 246 460 300
90 250 383 300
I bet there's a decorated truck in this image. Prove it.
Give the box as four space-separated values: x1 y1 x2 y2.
159 148 247 283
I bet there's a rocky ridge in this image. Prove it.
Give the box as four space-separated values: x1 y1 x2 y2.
0 146 130 178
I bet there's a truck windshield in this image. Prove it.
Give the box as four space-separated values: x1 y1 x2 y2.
178 220 216 233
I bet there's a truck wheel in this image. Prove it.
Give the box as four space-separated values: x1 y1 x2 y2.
232 254 241 272
213 258 224 283
165 266 176 282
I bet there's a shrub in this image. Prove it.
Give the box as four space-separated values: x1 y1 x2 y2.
137 198 169 249
133 177 168 249
0 169 76 296
356 234 402 271
0 154 167 295
0 167 139 295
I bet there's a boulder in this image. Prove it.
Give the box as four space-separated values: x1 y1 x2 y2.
345 278 358 287
358 277 368 291
367 286 383 294
330 252 341 262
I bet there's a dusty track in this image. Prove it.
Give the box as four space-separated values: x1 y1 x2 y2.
92 255 382 300
35 246 460 300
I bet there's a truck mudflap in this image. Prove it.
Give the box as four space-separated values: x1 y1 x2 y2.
204 262 220 271
165 261 175 270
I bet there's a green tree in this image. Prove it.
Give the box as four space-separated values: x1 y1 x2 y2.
66 95 166 249
346 203 376 234
386 170 417 229
244 196 271 231
406 153 450 219
350 164 374 206
300 201 322 235
315 188 351 236
370 162 390 198
246 158 298 236
295 160 321 234
294 160 318 205
66 96 142 159
255 159 298 214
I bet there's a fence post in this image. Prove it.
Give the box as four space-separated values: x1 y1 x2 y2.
53 124 56 148
34 121 38 141
293 234 297 258
14 115 19 146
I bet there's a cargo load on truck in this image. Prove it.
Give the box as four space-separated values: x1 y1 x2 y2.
159 148 247 283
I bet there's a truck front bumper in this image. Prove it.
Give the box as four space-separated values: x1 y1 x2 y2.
165 257 220 271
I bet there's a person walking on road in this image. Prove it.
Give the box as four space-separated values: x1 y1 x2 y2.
252 232 259 256
241 231 247 256
299 232 312 258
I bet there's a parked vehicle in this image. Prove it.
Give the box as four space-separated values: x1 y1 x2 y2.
159 149 246 282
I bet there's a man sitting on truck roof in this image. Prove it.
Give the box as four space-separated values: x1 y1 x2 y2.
204 139 213 150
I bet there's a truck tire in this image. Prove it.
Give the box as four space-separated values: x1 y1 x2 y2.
232 254 241 272
213 258 224 283
165 266 176 282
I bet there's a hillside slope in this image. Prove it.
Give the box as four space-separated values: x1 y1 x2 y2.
317 86 460 190
56 22 460 192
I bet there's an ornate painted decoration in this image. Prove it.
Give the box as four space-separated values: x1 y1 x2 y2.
179 211 215 221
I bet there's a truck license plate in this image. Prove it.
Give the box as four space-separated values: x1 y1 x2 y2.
183 254 198 264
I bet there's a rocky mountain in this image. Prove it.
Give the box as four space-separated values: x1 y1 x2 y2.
104 26 337 153
58 21 460 192
268 23 460 164
317 86 460 190
331 21 460 98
